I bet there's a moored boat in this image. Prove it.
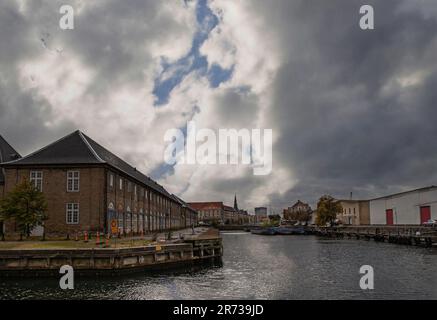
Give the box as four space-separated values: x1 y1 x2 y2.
273 226 307 235
250 227 276 235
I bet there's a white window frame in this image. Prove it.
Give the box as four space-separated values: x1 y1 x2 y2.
66 203 80 224
30 171 43 192
119 178 123 190
67 170 80 192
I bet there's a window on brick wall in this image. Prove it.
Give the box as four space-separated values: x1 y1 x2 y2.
134 185 137 200
128 182 132 193
30 171 43 192
66 203 79 224
119 178 123 190
109 174 114 188
67 171 80 192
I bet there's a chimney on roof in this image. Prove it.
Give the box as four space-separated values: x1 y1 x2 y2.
350 192 353 200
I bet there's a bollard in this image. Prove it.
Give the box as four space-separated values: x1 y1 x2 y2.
75 232 78 241
84 231 88 242
96 231 100 245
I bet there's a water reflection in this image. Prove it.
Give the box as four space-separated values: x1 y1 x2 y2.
1 232 437 299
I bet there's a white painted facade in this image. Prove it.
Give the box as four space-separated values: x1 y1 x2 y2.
370 187 437 225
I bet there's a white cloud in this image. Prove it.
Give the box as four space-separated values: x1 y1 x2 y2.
158 1 295 210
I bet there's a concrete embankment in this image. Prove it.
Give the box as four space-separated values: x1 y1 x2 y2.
0 228 222 277
308 225 437 247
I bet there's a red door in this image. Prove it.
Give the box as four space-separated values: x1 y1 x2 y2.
420 206 431 224
386 209 394 225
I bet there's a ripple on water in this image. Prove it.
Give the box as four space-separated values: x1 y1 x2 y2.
1 234 437 299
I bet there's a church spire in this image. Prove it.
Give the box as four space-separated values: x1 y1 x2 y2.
234 193 239 211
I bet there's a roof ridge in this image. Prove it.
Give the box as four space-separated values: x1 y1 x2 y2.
0 130 79 165
77 131 105 163
78 131 173 197
369 185 437 201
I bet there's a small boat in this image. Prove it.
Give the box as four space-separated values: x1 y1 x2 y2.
250 227 276 235
273 227 295 235
273 226 307 235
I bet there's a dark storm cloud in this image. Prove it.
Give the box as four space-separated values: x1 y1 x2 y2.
0 0 194 155
1 0 437 212
254 0 437 207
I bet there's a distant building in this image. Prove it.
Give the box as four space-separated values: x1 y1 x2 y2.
255 207 267 216
288 200 311 214
254 207 268 223
336 200 370 225
283 200 312 222
223 205 238 224
188 202 224 224
369 186 437 225
189 195 250 225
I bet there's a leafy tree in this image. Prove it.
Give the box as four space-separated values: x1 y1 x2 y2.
262 214 280 227
0 180 48 240
315 195 342 226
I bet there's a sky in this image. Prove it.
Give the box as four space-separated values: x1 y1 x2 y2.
1 0 437 213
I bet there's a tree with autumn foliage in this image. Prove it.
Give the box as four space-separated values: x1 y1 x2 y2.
0 180 48 240
315 195 342 226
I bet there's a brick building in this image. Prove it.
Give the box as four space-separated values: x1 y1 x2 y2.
189 199 250 225
0 130 196 237
171 194 198 228
283 200 312 222
188 202 224 224
0 135 21 235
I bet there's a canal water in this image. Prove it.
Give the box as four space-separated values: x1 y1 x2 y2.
1 232 437 299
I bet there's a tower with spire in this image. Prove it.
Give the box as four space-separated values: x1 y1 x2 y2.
233 193 239 211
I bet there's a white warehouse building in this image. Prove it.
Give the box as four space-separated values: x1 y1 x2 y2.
370 186 437 225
